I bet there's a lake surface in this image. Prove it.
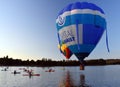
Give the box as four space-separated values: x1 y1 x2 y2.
0 65 120 87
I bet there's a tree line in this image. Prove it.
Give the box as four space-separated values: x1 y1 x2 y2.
0 55 120 66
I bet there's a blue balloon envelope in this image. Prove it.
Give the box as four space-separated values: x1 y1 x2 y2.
56 2 107 62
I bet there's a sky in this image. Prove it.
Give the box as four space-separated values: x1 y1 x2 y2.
0 0 119 61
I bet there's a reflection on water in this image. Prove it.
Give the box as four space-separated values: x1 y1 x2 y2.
80 74 86 86
1 66 120 87
59 70 91 87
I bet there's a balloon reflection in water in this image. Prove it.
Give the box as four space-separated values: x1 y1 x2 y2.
80 74 91 87
59 71 74 87
59 71 91 87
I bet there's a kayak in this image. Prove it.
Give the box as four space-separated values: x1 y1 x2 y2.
23 74 40 76
11 72 21 74
45 70 55 72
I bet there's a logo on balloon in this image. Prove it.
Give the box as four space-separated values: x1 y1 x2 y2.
58 15 66 26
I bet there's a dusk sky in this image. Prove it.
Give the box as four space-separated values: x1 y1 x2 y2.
0 0 119 60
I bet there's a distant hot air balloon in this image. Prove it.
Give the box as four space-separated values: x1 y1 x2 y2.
58 43 73 59
56 2 109 70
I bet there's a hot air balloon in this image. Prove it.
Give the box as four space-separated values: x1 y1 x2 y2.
56 2 109 70
58 43 73 59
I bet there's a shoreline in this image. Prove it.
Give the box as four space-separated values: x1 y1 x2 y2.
0 56 120 66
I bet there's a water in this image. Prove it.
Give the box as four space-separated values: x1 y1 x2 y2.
0 65 120 87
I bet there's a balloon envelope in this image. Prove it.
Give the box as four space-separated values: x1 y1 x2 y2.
56 2 106 61
58 43 73 59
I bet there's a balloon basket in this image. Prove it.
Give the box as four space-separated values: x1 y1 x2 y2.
80 64 85 70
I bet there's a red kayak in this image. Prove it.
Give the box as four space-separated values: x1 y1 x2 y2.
45 69 55 72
